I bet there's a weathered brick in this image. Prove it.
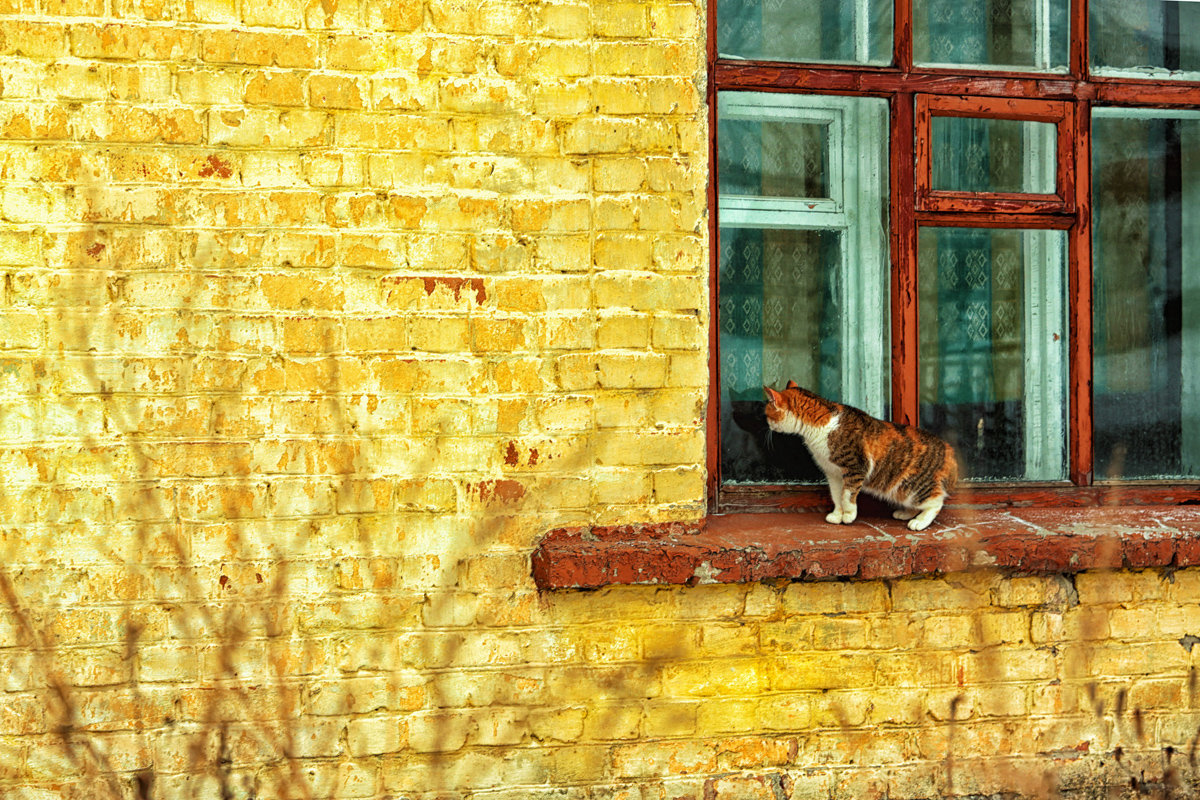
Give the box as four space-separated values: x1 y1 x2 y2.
309 73 364 109
1075 569 1168 605
201 29 318 67
347 716 407 756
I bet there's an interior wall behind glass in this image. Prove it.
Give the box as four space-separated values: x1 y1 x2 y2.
719 228 842 483
717 0 892 65
918 227 1067 482
914 0 1068 71
1091 0 1200 79
931 116 1057 195
1093 110 1200 479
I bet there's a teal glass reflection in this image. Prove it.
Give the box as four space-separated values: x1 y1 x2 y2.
717 0 892 65
914 0 1068 72
1091 0 1200 80
1092 109 1200 479
931 116 1057 195
918 227 1068 482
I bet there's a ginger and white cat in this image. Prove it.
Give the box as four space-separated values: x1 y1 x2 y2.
764 381 958 531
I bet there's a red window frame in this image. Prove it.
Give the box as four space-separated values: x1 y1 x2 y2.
914 95 1075 214
706 0 1200 513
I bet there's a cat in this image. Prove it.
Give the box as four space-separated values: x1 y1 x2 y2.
763 381 958 531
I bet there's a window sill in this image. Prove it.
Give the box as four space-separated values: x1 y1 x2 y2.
531 506 1200 590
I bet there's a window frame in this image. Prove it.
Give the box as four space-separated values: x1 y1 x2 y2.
914 94 1076 213
706 0 1200 513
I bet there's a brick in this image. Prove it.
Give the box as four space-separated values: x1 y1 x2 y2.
891 576 987 611
69 23 196 60
244 70 305 105
652 466 704 505
201 29 318 67
408 711 473 753
782 580 888 614
597 311 651 350
1107 606 1160 640
1 21 67 58
241 0 303 26
663 659 767 698
529 707 586 743
110 64 173 101
347 716 407 756
594 272 705 312
440 76 524 114
408 314 470 353
176 67 244 104
594 429 703 467
977 610 1029 646
0 311 41 349
309 73 364 109
209 108 329 147
597 352 668 389
327 33 391 70
1075 569 1168 605
1086 642 1185 677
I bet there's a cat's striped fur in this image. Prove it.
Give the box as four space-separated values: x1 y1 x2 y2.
764 381 958 531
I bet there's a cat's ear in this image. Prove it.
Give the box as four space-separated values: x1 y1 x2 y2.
763 386 782 404
786 380 799 390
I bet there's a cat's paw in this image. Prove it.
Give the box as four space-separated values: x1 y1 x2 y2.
907 517 931 531
825 511 843 524
840 507 857 524
893 508 917 521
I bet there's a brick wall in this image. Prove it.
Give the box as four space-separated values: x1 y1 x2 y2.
1 0 1198 797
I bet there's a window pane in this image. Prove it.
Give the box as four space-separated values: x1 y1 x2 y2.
720 118 830 200
1093 110 1200 480
1091 0 1200 80
918 227 1067 482
718 93 889 485
720 228 845 483
931 116 1057 194
717 0 892 65
914 0 1068 72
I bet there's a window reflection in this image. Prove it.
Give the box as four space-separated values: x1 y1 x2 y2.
918 228 1068 481
717 0 893 65
931 116 1057 195
1091 0 1200 80
1093 110 1200 479
914 0 1068 72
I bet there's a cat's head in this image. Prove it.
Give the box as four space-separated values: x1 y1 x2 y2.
763 380 835 433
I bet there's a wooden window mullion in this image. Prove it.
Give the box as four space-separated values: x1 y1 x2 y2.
895 0 914 73
1069 95 1093 486
891 91 919 427
1069 0 1088 79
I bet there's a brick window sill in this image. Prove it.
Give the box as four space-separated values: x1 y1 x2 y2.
531 506 1200 590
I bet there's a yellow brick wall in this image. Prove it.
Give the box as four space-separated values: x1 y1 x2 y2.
1 1 1198 798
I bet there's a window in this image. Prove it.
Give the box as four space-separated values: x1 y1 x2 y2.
709 0 1200 511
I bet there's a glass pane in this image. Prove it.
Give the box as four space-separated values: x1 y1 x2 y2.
720 118 830 200
1093 110 1200 480
918 227 1067 482
720 228 845 483
914 0 1068 71
931 116 1057 194
718 94 889 485
717 0 892 65
1091 0 1200 80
